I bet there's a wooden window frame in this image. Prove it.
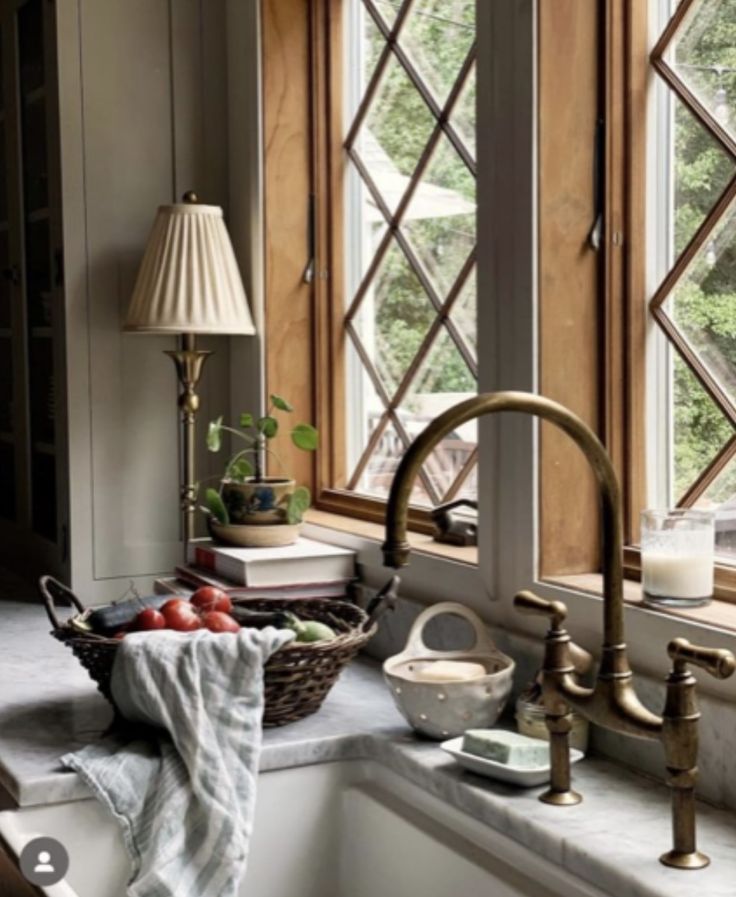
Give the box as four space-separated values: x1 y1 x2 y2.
262 0 430 533
537 1 647 582
262 0 736 603
306 0 477 533
540 0 736 605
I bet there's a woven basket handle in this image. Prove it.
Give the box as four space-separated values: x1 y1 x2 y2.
39 575 86 629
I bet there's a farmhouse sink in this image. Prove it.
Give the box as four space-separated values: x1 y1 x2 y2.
0 760 609 897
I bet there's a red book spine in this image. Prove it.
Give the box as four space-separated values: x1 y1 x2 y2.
194 547 216 571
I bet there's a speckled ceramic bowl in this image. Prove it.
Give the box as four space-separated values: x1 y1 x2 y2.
383 602 515 740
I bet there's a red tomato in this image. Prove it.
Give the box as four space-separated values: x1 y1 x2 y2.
161 599 202 632
201 611 240 634
135 608 166 631
191 586 232 614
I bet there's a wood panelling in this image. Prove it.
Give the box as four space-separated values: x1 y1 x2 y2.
539 0 602 576
262 0 316 491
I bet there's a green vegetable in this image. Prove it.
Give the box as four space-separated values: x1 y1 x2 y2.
282 614 336 643
296 621 336 643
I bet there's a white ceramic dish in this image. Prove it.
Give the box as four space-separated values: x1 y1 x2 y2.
383 603 515 740
440 737 584 787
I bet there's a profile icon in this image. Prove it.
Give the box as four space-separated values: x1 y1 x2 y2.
34 849 55 873
19 836 69 886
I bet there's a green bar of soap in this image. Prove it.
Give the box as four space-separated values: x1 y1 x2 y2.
462 730 549 767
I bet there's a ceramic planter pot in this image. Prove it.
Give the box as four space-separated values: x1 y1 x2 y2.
221 477 296 526
209 520 303 548
383 602 515 740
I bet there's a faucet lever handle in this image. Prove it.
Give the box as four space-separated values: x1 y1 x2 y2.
514 590 568 629
668 637 736 679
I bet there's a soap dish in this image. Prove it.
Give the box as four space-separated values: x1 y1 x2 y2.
383 602 515 740
440 736 584 787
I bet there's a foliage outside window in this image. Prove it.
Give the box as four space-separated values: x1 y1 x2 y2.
651 0 736 559
341 0 477 507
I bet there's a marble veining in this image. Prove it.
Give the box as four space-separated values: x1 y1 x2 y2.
2 601 736 897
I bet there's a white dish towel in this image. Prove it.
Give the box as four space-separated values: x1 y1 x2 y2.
61 626 294 897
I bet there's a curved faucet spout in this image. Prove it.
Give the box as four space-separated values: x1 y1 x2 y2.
382 391 625 649
382 390 736 867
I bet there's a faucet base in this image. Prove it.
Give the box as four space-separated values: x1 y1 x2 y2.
539 789 582 807
660 849 710 870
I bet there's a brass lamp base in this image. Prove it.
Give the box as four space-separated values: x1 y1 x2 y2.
164 332 212 546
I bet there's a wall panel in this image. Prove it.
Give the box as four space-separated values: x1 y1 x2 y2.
59 0 234 596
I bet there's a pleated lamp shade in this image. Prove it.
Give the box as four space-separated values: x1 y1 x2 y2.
124 202 255 335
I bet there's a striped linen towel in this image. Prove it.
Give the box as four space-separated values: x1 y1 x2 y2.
61 625 294 897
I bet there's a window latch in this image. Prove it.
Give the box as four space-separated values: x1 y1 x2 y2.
303 193 316 284
588 118 605 251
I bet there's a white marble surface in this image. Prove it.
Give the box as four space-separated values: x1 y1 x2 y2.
3 601 736 897
363 590 736 811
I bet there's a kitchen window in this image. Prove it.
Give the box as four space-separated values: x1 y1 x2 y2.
340 0 477 508
306 0 478 527
649 0 736 562
262 0 736 611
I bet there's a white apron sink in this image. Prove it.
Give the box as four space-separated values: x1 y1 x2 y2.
0 760 609 897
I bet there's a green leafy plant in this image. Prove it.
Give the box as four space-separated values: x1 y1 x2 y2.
202 395 319 525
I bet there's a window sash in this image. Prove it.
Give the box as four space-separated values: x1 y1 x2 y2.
311 0 479 524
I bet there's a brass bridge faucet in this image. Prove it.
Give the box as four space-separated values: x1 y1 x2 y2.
382 391 735 870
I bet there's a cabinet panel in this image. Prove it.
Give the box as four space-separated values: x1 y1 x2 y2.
17 0 44 95
81 0 179 577
58 0 232 585
0 0 67 571
20 96 48 213
0 442 14 520
0 232 11 327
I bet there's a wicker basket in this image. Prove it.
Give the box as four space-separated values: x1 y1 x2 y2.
41 576 376 727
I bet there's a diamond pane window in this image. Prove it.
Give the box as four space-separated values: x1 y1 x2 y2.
665 0 736 145
450 62 476 161
651 0 736 559
400 0 475 109
343 0 477 506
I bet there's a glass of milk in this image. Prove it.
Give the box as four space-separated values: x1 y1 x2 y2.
641 510 715 607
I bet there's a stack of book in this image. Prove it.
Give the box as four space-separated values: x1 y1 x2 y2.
154 537 357 602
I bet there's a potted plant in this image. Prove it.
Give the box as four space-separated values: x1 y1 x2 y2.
201 395 318 547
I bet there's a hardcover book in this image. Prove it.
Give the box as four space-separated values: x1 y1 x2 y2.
185 538 356 588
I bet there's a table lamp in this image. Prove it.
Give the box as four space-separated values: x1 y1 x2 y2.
124 192 255 544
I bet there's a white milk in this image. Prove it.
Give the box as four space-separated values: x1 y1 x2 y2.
641 551 714 601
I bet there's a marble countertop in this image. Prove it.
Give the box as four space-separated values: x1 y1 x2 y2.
2 600 736 897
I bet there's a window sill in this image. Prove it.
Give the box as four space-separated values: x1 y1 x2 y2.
546 573 736 634
303 508 488 618
304 509 478 566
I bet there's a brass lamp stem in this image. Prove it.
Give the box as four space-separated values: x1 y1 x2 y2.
165 333 212 548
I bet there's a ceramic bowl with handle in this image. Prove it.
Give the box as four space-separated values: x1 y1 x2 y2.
383 602 515 740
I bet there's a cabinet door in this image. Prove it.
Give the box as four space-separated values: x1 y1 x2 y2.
0 0 68 581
